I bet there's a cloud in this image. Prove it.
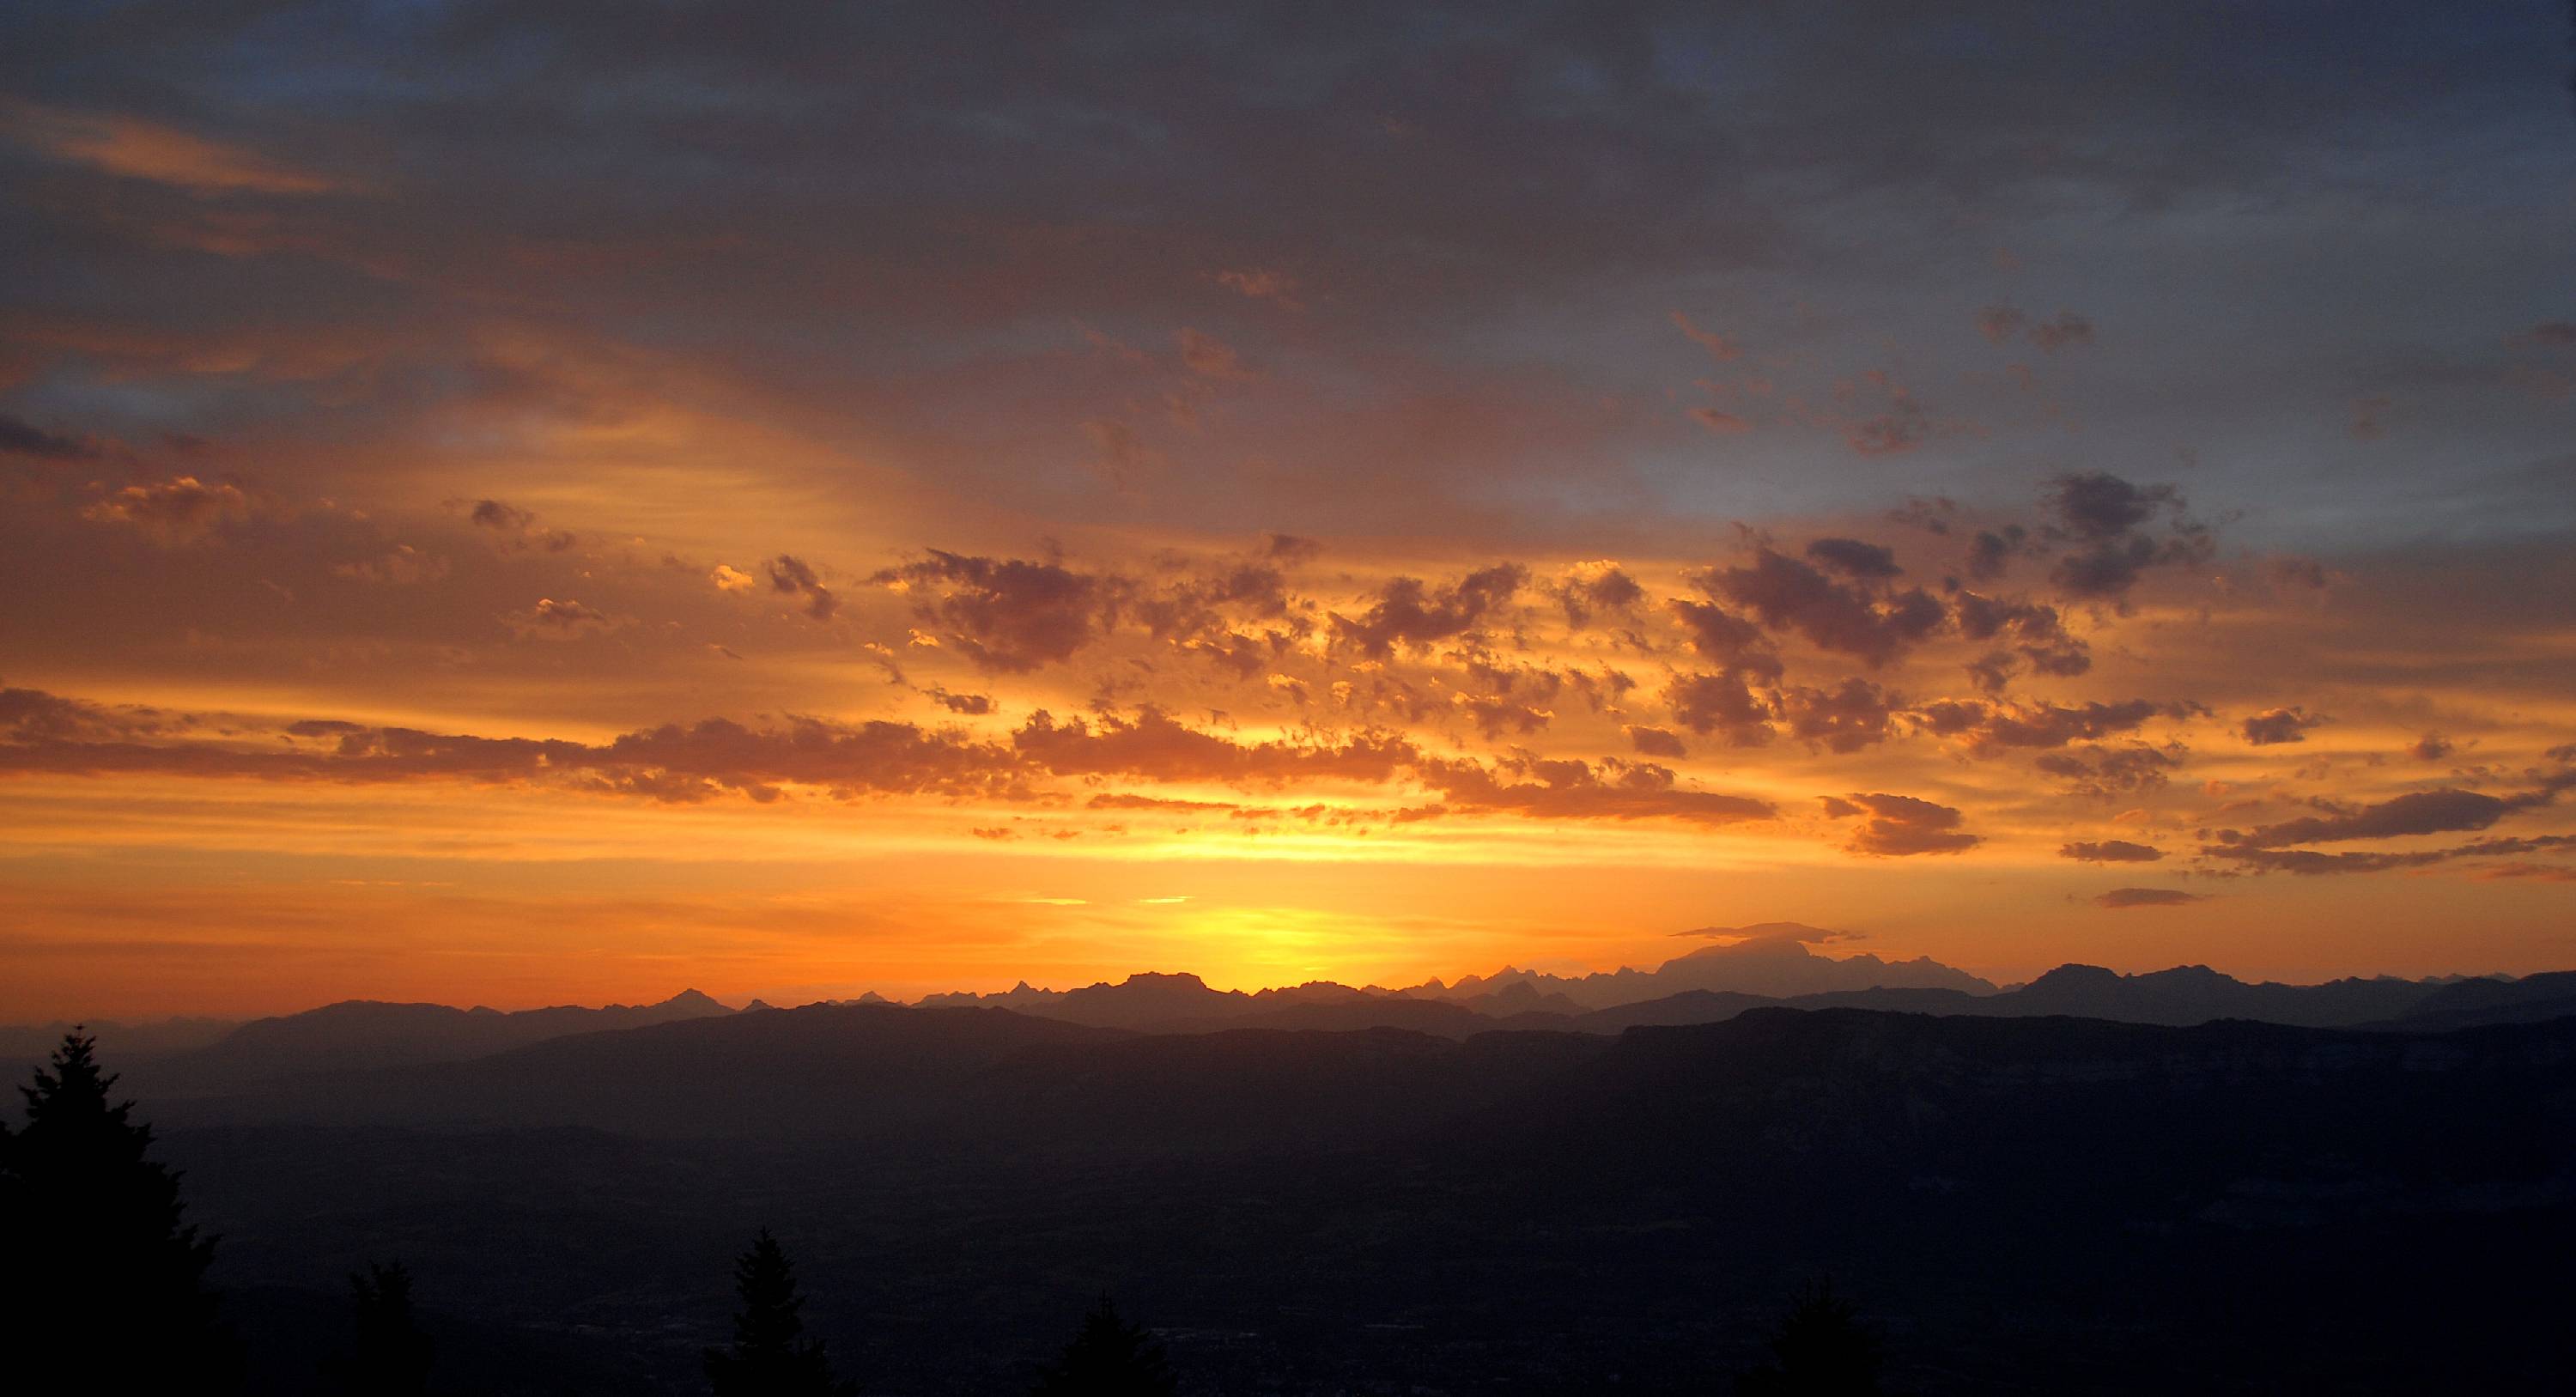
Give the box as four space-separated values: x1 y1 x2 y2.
0 687 171 742
1803 537 1902 580
2215 788 2521 849
2240 707 2325 745
1950 588 2089 689
2035 744 2185 799
2407 732 2454 762
1671 311 1741 361
1690 407 1754 434
2 101 339 195
1624 725 1688 758
710 563 758 592
1839 792 1979 856
767 554 838 621
78 475 250 544
506 597 627 639
2211 834 2576 877
1176 327 1254 380
1550 561 1644 627
2038 472 2212 599
2061 839 2166 863
1844 392 1933 456
333 544 449 586
1081 418 1159 489
1329 564 1524 659
1911 697 2192 755
1965 525 2034 581
878 551 1113 670
1703 546 1943 667
1014 707 1419 786
923 689 995 716
1778 678 1897 753
462 498 577 551
0 678 1786 833
0 412 99 461
2096 887 2202 908
1668 597 1783 679
1213 268 1300 309
1418 754 1775 828
1666 671 1774 747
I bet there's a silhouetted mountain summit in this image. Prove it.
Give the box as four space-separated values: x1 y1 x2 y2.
1400 929 1998 1008
139 988 738 1095
2368 969 2576 1030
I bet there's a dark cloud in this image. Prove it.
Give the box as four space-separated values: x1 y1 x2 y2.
2210 783 2568 851
767 554 839 621
0 687 170 742
463 498 578 552
2060 839 2166 863
1550 563 1645 627
1803 537 1902 580
1624 725 1688 758
2096 887 2202 908
1330 564 1524 659
1703 547 1943 667
1666 671 1774 747
1965 525 2033 581
923 688 995 716
2038 472 2212 599
2045 473 2180 541
2208 835 2576 877
468 499 534 531
1949 588 2089 689
2035 744 2185 799
1419 754 1775 828
2202 756 2576 873
1668 598 1784 680
0 413 98 461
2240 707 2324 745
1778 678 1897 754
1842 792 1979 856
878 550 1107 671
1911 697 2193 754
2408 732 2454 762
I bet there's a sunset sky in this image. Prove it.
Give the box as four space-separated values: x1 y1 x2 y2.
4 2 2574 1019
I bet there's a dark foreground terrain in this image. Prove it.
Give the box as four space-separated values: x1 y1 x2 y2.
106 1001 2576 1394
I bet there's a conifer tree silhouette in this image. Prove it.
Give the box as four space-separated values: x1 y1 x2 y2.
1736 1278 1883 1396
327 1260 434 1396
0 1031 236 1389
704 1228 855 1396
1031 1294 1176 1397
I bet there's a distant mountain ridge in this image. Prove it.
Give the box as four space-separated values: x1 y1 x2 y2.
917 927 1999 1030
1400 925 1999 1008
128 988 735 1095
23 948 2564 1102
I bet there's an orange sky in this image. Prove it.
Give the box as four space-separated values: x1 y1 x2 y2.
3 6 2574 1019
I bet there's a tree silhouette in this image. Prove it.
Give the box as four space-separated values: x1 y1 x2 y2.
1031 1294 1176 1397
1737 1278 1883 1396
326 1260 434 1397
0 1031 236 1389
704 1228 855 1396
